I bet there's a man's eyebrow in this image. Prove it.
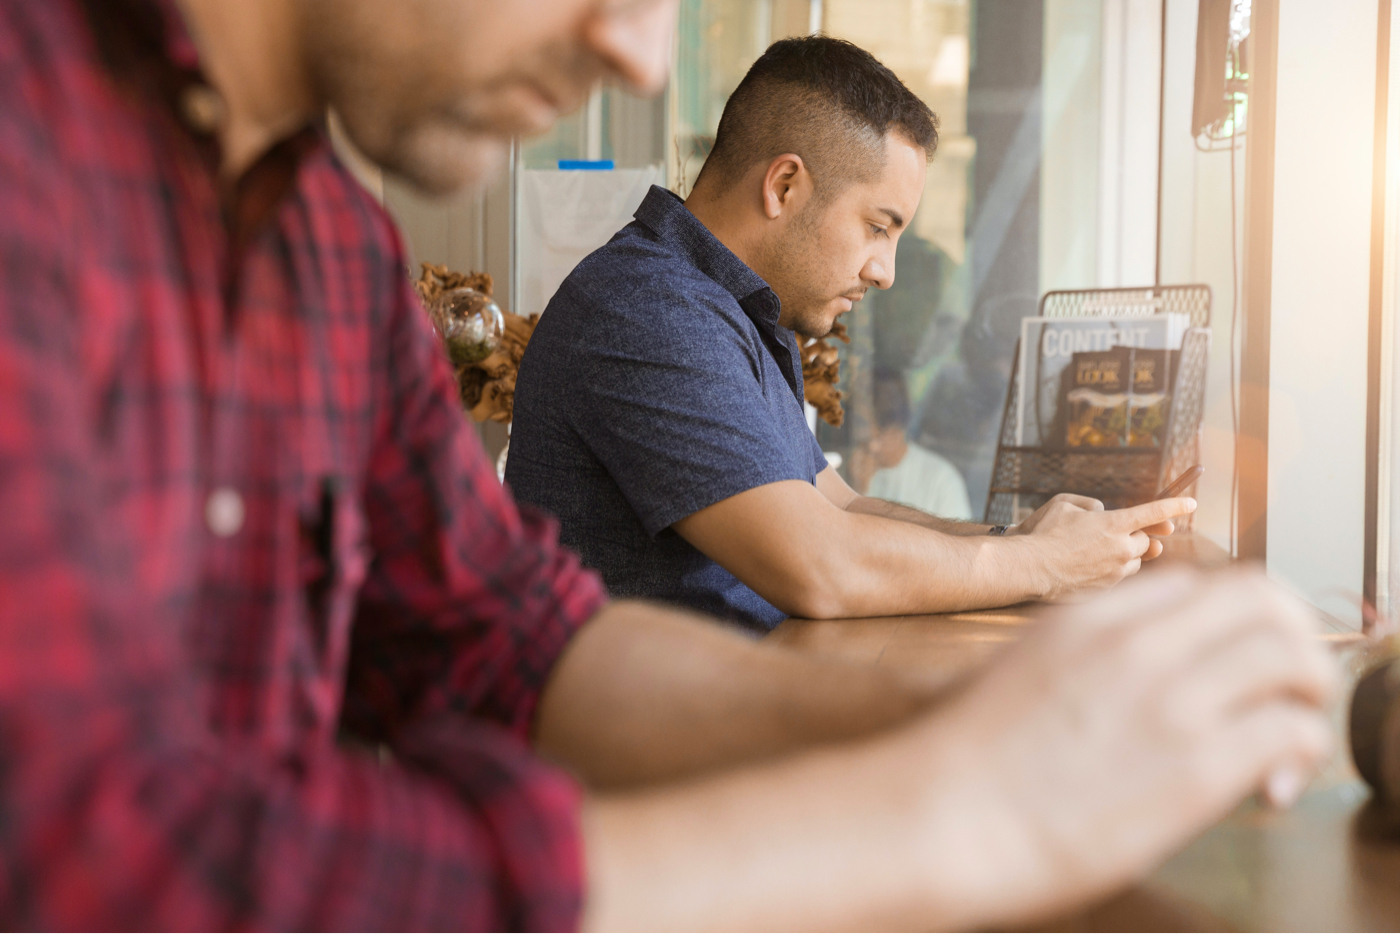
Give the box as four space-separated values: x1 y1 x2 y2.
877 208 906 229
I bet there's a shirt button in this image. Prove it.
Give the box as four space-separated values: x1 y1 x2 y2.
178 83 226 135
205 487 245 537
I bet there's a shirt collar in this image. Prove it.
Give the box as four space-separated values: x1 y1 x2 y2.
633 185 806 399
632 186 783 329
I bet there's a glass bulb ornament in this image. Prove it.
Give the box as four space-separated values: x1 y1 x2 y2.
429 287 505 365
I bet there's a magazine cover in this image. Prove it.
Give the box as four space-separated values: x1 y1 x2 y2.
1014 314 1189 448
1125 348 1176 448
1061 349 1130 447
1056 347 1179 448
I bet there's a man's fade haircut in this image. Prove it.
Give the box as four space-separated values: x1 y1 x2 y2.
698 36 939 199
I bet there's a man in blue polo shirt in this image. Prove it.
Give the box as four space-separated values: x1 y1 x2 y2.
507 36 1193 631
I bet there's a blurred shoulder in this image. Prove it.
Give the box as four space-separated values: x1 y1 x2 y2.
0 0 92 140
0 0 100 252
0 0 82 67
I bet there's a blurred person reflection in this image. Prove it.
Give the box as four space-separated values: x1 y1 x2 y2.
851 369 973 520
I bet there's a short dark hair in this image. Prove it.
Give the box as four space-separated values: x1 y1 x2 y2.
872 369 911 430
697 36 939 196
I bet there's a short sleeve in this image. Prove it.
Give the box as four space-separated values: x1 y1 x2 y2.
807 421 830 475
345 263 606 745
562 281 817 537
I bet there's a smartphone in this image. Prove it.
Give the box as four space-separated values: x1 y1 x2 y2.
1155 465 1204 500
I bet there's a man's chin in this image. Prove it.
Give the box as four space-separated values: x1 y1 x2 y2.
377 127 511 198
793 314 842 341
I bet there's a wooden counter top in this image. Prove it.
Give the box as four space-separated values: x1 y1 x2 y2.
766 533 1400 931
768 533 1242 686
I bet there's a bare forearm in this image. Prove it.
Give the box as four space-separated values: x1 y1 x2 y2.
674 482 1163 623
847 494 991 536
580 723 983 931
534 600 932 789
801 512 1049 618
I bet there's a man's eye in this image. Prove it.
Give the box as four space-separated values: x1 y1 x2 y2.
871 225 888 238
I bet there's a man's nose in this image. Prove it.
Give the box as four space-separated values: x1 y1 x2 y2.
585 0 679 97
865 253 895 291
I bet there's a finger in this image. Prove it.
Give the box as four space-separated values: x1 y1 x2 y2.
1197 703 1333 816
1142 539 1164 561
1034 565 1203 643
1128 530 1151 559
1039 568 1306 670
1161 626 1339 732
1140 519 1175 537
1110 571 1324 682
1109 497 1197 532
1053 493 1105 512
1263 761 1311 810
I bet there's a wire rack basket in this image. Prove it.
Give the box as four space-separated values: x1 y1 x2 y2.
984 285 1212 526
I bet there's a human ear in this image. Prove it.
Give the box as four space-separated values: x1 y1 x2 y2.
761 153 808 219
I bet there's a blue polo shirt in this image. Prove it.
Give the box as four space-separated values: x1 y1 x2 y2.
506 186 826 632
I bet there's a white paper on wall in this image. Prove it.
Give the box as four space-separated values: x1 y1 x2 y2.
517 166 664 317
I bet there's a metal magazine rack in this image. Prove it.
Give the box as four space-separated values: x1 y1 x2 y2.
983 285 1212 526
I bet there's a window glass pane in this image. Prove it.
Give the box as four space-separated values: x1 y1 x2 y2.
520 88 667 170
515 88 668 317
669 0 815 190
821 0 984 519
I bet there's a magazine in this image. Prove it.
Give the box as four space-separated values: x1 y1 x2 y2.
1061 349 1129 448
1056 346 1178 449
1014 314 1190 449
1124 348 1175 448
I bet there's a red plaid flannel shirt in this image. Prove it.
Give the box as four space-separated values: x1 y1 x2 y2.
0 0 608 928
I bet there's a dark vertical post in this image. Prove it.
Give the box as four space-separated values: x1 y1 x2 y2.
1237 0 1279 561
1366 0 1393 609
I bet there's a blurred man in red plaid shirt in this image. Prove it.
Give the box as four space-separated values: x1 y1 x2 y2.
0 0 1337 929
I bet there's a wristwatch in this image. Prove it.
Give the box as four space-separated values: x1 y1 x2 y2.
988 525 1011 536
